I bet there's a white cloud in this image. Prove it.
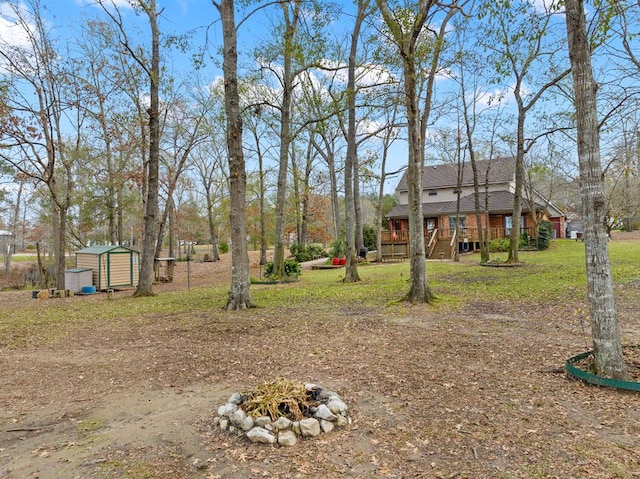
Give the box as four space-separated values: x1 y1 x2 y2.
76 0 135 9
0 2 34 51
531 0 564 14
317 59 395 88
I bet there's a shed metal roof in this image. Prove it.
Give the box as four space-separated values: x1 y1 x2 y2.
77 245 140 255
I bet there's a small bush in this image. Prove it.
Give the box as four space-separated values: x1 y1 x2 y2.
490 238 510 252
264 258 301 279
219 241 229 254
289 243 327 262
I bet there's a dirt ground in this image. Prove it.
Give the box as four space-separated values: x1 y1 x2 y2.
1 235 640 479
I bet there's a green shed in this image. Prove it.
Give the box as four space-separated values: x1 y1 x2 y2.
75 245 140 291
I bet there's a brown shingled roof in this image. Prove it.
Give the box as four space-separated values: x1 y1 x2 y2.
386 190 542 219
395 157 515 192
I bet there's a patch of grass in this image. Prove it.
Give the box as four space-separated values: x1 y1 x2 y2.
101 461 155 479
5 255 37 263
2 238 639 348
76 418 106 437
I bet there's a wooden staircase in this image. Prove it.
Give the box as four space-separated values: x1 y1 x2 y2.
427 238 453 260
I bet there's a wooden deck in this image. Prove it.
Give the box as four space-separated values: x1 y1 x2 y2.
380 227 537 260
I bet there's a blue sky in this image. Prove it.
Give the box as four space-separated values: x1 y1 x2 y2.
2 0 633 198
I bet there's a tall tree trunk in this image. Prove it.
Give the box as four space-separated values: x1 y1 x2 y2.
354 155 364 251
7 178 24 275
291 146 302 243
258 139 267 265
507 113 525 263
168 197 176 258
343 0 366 283
404 62 432 302
134 0 161 297
217 0 253 309
376 104 399 264
300 138 314 245
117 187 124 245
272 1 299 279
327 148 340 239
565 0 629 379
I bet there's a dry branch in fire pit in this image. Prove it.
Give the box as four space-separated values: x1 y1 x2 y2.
240 378 317 421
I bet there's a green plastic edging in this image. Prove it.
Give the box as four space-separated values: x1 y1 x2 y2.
565 350 640 392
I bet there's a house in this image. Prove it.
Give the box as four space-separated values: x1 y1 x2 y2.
565 212 583 239
384 158 565 259
75 245 140 290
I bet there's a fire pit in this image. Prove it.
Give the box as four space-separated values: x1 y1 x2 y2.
213 378 350 446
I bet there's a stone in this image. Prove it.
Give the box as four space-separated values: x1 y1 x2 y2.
335 414 348 427
327 398 348 415
246 427 276 444
216 385 351 445
230 409 254 431
228 393 244 405
278 430 298 447
317 389 334 402
273 417 292 431
219 402 238 417
314 404 337 422
299 418 321 437
254 416 271 427
320 419 334 433
219 418 229 431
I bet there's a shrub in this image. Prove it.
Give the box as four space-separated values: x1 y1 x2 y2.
490 238 510 252
362 225 377 251
537 221 552 250
219 241 229 254
519 231 531 248
289 243 327 262
264 259 301 279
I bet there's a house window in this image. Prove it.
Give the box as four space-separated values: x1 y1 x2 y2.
427 190 438 196
449 215 466 234
425 218 436 232
504 215 526 235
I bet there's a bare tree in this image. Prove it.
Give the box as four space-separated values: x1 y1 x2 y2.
342 0 371 282
97 0 163 297
154 81 213 259
0 0 74 289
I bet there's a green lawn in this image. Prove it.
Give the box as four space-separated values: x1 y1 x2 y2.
2 238 639 348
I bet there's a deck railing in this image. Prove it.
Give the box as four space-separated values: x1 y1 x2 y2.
381 227 537 244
